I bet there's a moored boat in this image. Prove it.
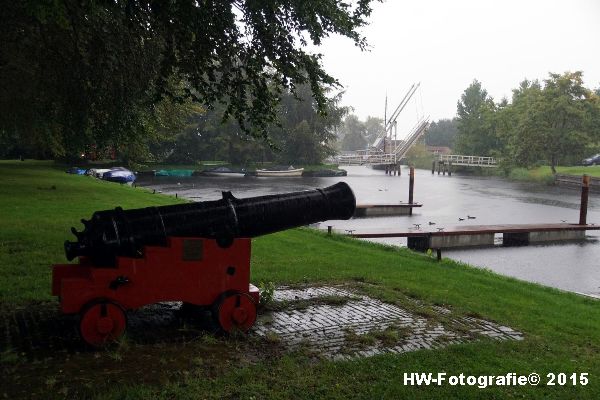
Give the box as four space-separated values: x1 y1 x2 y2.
155 169 194 177
86 168 111 178
102 167 136 184
255 166 304 177
66 167 87 175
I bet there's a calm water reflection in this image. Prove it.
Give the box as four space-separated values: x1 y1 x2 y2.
137 166 600 297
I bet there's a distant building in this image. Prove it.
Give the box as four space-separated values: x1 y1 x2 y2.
426 146 452 155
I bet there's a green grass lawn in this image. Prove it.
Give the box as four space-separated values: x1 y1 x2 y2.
554 165 600 177
1 160 600 399
506 165 600 182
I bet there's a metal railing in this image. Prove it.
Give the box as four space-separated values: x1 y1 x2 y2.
394 119 430 159
337 152 397 165
438 154 497 167
337 118 430 166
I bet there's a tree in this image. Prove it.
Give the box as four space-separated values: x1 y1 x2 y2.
167 84 346 165
363 116 384 144
0 1 379 160
167 103 268 165
424 118 458 148
273 85 347 164
497 79 544 168
405 142 433 169
454 80 500 156
339 115 367 151
528 72 597 172
500 72 599 173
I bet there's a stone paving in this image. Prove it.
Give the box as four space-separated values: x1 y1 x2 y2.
254 286 523 360
1 285 523 360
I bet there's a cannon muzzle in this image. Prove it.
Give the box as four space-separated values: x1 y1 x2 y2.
64 182 355 264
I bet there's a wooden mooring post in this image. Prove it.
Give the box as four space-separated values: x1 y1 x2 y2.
408 166 415 215
579 174 590 225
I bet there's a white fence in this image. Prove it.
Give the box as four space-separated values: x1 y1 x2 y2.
438 154 497 167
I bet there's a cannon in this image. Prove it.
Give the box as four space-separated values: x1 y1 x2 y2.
52 182 355 346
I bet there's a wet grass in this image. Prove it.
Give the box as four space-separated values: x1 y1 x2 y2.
344 325 410 349
0 160 186 303
2 160 600 399
505 165 600 182
553 165 600 177
264 295 358 312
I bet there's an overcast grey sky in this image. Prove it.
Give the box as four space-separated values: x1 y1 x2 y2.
317 0 600 123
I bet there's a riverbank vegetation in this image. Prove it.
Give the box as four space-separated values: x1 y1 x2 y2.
416 72 600 182
506 165 600 182
2 161 600 399
453 72 600 174
163 85 348 168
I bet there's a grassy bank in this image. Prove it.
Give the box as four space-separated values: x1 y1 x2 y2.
506 165 600 182
449 164 600 184
0 160 186 302
2 161 600 399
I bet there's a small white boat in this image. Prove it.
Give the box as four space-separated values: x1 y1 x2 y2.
256 166 304 177
86 168 111 178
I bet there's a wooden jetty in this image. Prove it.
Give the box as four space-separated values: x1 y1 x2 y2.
349 223 600 251
343 170 596 253
352 166 421 218
354 203 422 217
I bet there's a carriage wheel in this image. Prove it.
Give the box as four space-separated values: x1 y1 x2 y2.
79 300 127 347
213 292 257 332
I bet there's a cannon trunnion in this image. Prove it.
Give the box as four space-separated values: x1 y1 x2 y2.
52 183 356 346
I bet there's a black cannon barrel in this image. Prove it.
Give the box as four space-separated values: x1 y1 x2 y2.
65 182 356 263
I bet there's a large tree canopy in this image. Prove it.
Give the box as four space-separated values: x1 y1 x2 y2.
453 72 600 172
423 118 458 148
501 72 600 172
0 0 378 158
454 80 500 156
339 114 368 151
167 83 346 165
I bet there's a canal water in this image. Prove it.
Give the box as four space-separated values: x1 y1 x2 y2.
136 166 600 297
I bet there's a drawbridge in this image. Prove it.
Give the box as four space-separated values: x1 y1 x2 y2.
337 83 430 168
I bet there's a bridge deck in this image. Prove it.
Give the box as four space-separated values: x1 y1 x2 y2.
349 223 599 238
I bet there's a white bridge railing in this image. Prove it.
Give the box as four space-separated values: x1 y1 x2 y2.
337 119 430 166
337 152 397 165
438 154 497 167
